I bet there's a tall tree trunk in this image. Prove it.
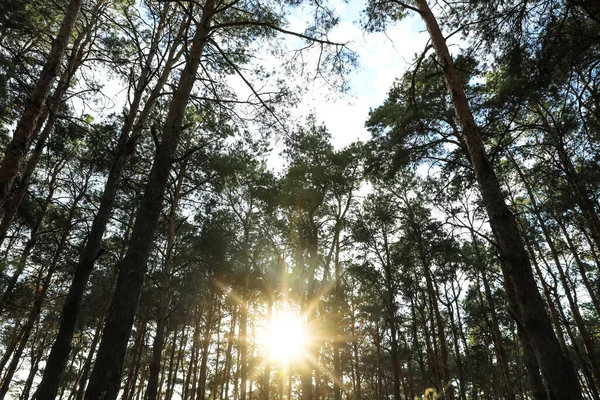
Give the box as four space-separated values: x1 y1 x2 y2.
498 256 550 400
554 213 600 317
469 233 514 399
73 265 118 400
263 296 272 400
184 303 204 400
82 3 215 399
449 282 478 400
539 106 600 254
349 299 361 400
35 6 187 398
0 0 104 246
332 234 343 400
144 161 186 400
166 323 187 400
0 161 64 314
19 320 48 400
221 304 237 400
423 265 452 399
511 154 600 385
412 1 583 397
122 308 150 400
518 219 569 354
0 0 82 205
240 279 249 400
443 287 467 400
212 308 222 400
197 294 217 400
546 270 600 399
0 178 85 400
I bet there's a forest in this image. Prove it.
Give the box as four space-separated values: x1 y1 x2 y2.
0 0 599 399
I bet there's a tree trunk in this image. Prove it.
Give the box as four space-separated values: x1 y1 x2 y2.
449 282 478 400
0 0 103 246
469 233 514 399
19 321 48 400
82 3 215 399
221 305 237 400
0 178 84 400
443 287 467 400
144 161 186 400
197 294 217 400
540 106 600 255
0 161 63 314
0 0 82 206
73 265 118 400
34 6 187 398
350 300 361 400
412 1 584 397
554 213 600 317
212 307 222 400
122 309 150 400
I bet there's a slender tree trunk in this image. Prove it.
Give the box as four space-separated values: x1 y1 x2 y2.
443 289 467 400
212 308 223 400
0 179 84 399
412 1 583 397
19 322 48 400
546 271 600 399
167 324 187 400
449 282 477 400
349 298 361 400
35 7 187 399
82 3 215 399
332 236 343 400
423 266 452 399
511 154 600 385
540 107 600 254
498 258 549 400
263 297 272 400
144 161 186 400
122 308 150 400
518 219 569 354
469 234 514 399
417 289 439 389
0 161 63 314
197 294 217 400
554 214 600 316
184 304 203 400
0 0 103 246
73 265 118 400
221 305 237 400
240 287 249 400
0 0 82 206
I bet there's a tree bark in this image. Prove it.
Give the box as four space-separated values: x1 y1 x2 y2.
144 161 186 400
0 161 63 315
0 178 85 400
197 294 217 400
0 0 103 246
19 320 48 400
554 214 600 316
0 0 83 206
34 6 187 398
81 3 215 399
72 265 118 400
412 1 584 397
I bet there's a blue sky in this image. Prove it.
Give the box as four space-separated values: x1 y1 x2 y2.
288 1 429 149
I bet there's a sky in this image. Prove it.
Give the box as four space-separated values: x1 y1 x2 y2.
80 1 433 167
286 1 429 149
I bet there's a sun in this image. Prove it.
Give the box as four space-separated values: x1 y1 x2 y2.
267 312 307 363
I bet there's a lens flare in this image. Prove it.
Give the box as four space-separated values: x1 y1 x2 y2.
267 313 307 362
